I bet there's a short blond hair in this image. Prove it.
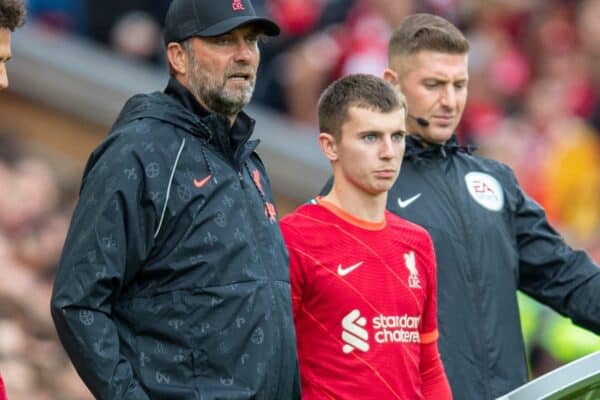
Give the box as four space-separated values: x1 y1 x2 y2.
388 13 468 64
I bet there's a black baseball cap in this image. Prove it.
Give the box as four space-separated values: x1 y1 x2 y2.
164 0 280 45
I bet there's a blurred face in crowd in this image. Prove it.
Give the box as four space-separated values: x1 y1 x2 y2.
0 28 11 90
578 0 600 57
385 50 468 145
365 0 414 28
322 106 407 196
173 24 262 118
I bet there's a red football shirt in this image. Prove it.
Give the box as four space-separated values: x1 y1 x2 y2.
281 199 442 400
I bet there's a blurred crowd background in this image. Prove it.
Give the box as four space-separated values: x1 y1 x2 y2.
2 0 600 398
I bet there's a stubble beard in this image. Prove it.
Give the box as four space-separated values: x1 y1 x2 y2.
186 55 255 118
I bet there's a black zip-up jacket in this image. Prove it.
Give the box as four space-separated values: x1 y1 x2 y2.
386 135 600 399
51 78 300 400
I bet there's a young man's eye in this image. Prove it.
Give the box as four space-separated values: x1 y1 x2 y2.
363 134 376 143
392 132 405 141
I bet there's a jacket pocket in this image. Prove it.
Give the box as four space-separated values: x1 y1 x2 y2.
135 335 200 399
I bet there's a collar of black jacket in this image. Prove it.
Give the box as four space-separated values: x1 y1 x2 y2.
404 134 475 159
165 77 257 157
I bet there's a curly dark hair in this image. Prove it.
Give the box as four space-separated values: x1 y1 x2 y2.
0 0 26 31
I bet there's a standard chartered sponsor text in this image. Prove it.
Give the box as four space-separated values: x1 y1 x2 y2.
341 310 421 354
373 314 420 344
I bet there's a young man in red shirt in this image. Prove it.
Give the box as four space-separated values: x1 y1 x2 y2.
280 74 451 399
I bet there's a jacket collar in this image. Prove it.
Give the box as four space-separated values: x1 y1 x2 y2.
404 134 475 160
165 76 210 118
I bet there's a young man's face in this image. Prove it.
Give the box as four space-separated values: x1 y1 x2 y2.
184 25 261 117
387 50 468 145
0 28 11 90
331 106 406 196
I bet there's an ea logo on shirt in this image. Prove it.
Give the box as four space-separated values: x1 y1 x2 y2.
465 172 504 212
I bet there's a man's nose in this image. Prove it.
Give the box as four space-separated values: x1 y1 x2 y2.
380 137 395 158
439 85 456 108
233 40 256 63
0 65 8 90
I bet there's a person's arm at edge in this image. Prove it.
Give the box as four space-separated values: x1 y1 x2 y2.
511 167 600 334
0 373 6 400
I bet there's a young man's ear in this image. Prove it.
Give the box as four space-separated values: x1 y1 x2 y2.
166 42 189 76
383 68 398 85
318 132 338 162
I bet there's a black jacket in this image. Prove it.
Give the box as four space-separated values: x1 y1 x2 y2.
51 79 300 400
386 135 600 399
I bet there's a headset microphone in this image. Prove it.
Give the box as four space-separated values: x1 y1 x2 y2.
407 114 430 128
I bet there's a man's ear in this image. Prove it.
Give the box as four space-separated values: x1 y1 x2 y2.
166 42 188 76
318 132 338 162
383 68 398 85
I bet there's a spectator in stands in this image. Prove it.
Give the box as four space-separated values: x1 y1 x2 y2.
577 0 600 132
0 1 25 397
26 0 85 34
85 0 170 64
280 0 415 124
0 146 89 400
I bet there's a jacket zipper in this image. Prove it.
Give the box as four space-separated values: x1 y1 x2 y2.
433 150 493 399
238 164 284 397
198 119 287 396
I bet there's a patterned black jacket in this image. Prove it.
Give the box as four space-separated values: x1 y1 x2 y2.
51 79 300 400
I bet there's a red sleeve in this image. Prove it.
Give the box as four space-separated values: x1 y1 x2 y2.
420 341 452 399
280 218 305 318
0 373 7 400
420 234 439 343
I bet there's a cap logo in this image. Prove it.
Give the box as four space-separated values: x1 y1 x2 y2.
232 0 245 11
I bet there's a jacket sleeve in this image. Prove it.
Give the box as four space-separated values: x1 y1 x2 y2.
50 134 156 399
513 169 600 334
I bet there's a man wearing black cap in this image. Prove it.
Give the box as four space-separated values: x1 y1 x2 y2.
51 1 300 399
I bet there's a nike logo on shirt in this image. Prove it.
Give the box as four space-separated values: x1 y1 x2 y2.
397 193 421 208
337 261 364 277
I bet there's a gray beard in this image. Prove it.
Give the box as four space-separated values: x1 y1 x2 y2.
187 60 255 117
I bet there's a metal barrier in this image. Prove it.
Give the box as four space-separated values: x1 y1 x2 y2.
497 351 600 400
